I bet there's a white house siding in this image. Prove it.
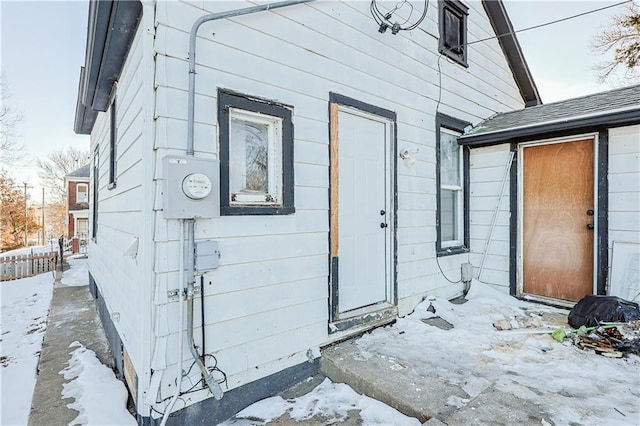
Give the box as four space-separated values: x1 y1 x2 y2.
87 23 148 389
144 0 524 407
468 144 512 292
608 125 640 270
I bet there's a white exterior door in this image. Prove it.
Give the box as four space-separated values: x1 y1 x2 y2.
337 108 392 313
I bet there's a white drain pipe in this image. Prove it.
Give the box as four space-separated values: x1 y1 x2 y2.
478 150 515 281
180 0 317 403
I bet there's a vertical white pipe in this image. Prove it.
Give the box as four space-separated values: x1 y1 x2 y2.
160 220 185 426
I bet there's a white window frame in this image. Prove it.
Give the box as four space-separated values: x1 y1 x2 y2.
439 127 464 248
76 183 89 203
76 218 89 237
228 108 283 206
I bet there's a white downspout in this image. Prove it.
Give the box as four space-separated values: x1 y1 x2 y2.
478 150 515 281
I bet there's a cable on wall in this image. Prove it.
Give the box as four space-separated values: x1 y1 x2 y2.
371 0 429 34
460 0 632 49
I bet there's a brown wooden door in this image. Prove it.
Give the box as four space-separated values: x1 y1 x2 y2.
523 139 594 301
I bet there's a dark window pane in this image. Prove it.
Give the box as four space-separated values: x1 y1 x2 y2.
444 8 461 52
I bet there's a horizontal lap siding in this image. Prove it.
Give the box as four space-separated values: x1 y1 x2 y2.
88 25 146 375
151 0 524 398
608 125 640 268
469 144 512 292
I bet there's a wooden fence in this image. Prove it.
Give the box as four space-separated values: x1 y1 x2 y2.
0 251 58 282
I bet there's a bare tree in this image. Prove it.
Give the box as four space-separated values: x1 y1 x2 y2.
0 75 25 167
592 1 640 83
37 147 90 200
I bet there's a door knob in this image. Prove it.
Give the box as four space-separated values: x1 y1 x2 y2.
586 223 594 230
380 223 388 228
380 210 386 215
586 209 594 216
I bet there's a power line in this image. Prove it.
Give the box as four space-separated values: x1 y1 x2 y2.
466 0 632 47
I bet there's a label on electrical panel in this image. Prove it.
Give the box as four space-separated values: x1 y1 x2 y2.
169 158 188 164
182 173 212 199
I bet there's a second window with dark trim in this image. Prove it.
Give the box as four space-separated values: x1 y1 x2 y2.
218 89 295 216
108 97 117 189
436 113 470 256
439 0 468 67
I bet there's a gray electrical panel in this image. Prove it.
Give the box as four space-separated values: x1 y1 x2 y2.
163 155 220 219
195 240 220 272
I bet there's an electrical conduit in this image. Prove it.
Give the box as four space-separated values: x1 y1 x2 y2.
160 221 186 426
182 0 317 403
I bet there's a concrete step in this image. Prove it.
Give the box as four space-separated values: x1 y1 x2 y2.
321 339 551 426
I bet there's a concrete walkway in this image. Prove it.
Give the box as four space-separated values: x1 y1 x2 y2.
28 283 111 426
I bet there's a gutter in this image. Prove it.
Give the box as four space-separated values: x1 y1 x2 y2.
459 107 640 146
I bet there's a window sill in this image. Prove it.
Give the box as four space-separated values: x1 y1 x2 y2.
437 246 469 257
439 48 468 68
221 206 295 216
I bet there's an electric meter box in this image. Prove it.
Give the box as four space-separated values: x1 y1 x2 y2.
163 155 220 219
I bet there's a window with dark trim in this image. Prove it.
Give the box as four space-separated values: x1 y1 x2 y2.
108 98 117 189
218 89 295 216
439 0 468 67
436 113 470 256
92 146 99 239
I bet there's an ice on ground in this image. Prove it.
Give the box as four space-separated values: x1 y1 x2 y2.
221 378 421 425
60 341 136 426
0 272 54 425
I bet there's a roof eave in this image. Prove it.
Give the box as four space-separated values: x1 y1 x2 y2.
73 0 142 135
482 0 542 107
459 108 640 146
73 67 97 135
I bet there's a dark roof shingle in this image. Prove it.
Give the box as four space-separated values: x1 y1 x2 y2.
461 84 640 142
67 164 90 178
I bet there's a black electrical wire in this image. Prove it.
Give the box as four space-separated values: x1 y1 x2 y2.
462 0 632 49
151 355 228 417
200 275 205 363
370 0 429 34
436 255 462 284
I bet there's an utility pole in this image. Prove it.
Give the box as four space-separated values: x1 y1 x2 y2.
22 182 33 247
23 182 28 247
41 188 45 245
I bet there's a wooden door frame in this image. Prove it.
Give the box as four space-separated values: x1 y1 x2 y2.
327 92 397 334
515 133 605 303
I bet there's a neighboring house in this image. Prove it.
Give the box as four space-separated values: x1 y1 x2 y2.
459 85 640 304
65 164 90 253
73 0 541 423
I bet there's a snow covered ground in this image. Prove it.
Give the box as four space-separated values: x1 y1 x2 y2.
3 260 638 425
225 281 640 425
222 378 421 425
0 256 135 425
0 270 54 425
0 244 57 257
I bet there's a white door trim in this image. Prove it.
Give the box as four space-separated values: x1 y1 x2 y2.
516 133 599 299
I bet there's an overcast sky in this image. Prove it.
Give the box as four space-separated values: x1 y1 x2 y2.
0 0 632 200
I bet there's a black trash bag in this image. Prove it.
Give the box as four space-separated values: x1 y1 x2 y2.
568 295 640 328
